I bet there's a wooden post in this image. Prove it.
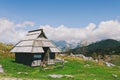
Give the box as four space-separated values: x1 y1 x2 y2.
47 49 50 65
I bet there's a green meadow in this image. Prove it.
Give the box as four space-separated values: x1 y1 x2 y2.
0 43 120 80
0 56 120 80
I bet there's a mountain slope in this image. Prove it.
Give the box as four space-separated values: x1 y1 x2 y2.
87 39 120 55
71 39 120 55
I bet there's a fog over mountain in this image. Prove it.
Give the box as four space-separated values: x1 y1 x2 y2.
53 40 79 51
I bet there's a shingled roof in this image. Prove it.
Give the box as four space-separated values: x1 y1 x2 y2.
10 29 61 53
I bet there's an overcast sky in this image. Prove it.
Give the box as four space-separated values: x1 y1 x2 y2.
0 0 120 43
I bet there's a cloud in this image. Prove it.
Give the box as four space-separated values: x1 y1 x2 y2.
39 24 95 43
0 18 34 43
16 21 35 28
0 18 120 44
92 20 120 41
39 20 120 43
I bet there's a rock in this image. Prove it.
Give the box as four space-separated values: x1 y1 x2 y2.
0 78 37 80
70 53 75 57
48 74 63 78
84 64 90 67
75 54 93 61
112 74 118 78
55 58 64 62
95 59 98 62
105 62 115 67
0 78 23 80
64 74 73 78
48 74 73 78
17 72 22 75
83 57 93 61
0 65 4 73
64 61 68 63
24 72 28 75
44 68 50 70
17 72 28 75
59 54 66 56
75 54 85 58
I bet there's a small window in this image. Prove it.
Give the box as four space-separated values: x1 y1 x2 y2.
34 54 41 59
50 53 55 59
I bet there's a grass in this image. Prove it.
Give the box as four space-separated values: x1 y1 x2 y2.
0 56 120 80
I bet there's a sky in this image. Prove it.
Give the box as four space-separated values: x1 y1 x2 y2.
0 0 120 43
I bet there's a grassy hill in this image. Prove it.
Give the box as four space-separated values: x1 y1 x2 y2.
0 56 120 80
0 43 120 80
0 43 14 59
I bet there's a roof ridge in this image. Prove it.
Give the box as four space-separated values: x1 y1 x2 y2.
28 29 43 33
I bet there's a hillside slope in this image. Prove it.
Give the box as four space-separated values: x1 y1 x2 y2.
87 39 120 55
71 39 120 55
0 56 120 80
0 43 120 79
0 43 14 59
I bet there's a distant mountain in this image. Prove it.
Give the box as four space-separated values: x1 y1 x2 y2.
52 40 78 51
71 39 120 56
52 40 67 51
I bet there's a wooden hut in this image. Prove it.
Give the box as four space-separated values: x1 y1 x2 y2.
10 29 61 66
